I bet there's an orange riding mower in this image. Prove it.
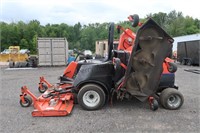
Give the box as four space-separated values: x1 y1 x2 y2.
19 15 184 117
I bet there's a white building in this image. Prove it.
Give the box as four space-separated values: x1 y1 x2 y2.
173 33 200 51
95 40 119 57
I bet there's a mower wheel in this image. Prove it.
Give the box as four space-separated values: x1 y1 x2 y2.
160 88 184 110
20 95 32 107
131 14 139 27
168 62 177 73
150 99 159 111
38 84 48 93
78 84 106 111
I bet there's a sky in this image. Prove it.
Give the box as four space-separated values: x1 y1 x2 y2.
0 0 199 26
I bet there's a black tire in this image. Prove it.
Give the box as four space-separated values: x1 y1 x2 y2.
181 59 186 65
186 59 192 66
160 88 184 110
150 99 159 111
77 84 106 111
15 62 20 68
20 95 32 107
32 58 38 67
38 84 48 93
168 62 177 73
28 56 38 67
20 62 28 67
9 61 15 68
18 62 23 68
28 58 34 67
131 14 139 27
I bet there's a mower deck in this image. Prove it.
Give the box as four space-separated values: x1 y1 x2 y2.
32 96 74 117
20 86 74 117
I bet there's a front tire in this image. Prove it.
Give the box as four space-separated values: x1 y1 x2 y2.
20 95 32 107
160 88 184 110
78 84 106 110
38 84 48 93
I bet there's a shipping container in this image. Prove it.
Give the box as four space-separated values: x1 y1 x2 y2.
37 38 68 66
177 40 200 66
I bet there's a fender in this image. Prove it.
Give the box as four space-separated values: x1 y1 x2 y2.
74 80 111 94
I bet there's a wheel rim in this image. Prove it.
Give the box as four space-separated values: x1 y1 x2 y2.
40 88 45 91
83 90 100 108
151 103 155 110
167 95 181 108
40 87 46 92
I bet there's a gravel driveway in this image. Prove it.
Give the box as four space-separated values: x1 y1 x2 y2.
0 64 199 133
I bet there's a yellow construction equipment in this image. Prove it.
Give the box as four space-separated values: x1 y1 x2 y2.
0 46 29 62
0 46 38 68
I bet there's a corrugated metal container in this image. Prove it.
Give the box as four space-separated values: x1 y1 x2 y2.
173 33 200 51
177 40 200 65
37 38 68 66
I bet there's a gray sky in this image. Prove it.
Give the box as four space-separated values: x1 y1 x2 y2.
1 0 199 25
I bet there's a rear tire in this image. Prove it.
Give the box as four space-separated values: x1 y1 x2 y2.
78 84 106 110
160 88 184 110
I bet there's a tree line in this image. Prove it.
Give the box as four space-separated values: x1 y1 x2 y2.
0 10 199 54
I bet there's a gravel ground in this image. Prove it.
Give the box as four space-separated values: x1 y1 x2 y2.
0 64 199 133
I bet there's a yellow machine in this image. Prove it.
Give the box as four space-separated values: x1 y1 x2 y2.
0 46 38 68
0 46 29 62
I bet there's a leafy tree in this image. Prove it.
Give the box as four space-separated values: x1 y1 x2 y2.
183 16 199 35
0 10 199 54
20 39 28 48
147 12 167 29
